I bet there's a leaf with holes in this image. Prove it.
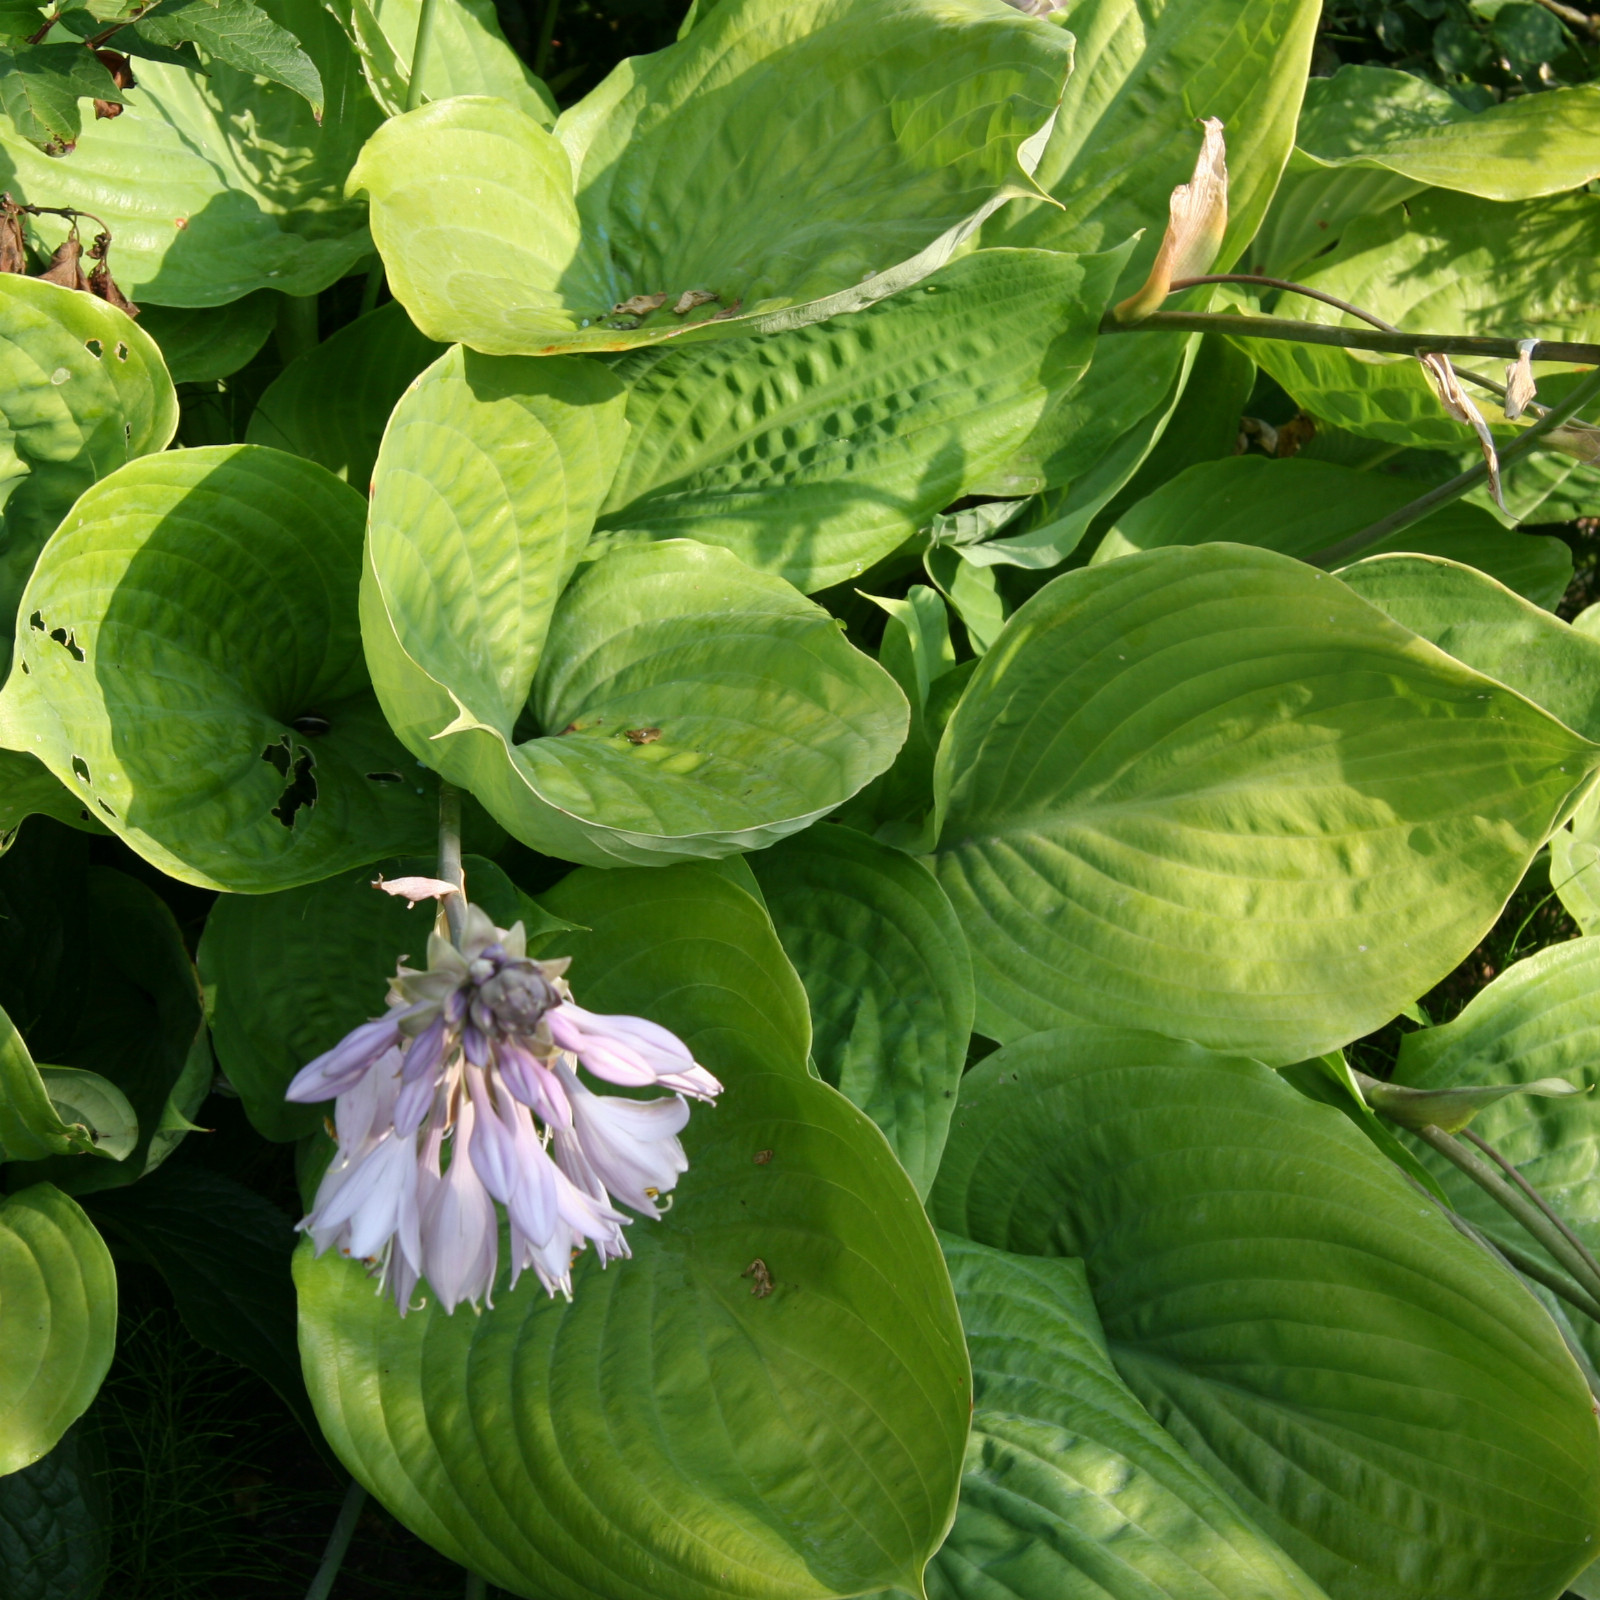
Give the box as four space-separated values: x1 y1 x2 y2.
0 444 435 891
751 825 972 1197
927 1235 1328 1600
593 246 1128 592
297 862 970 1600
363 348 907 866
348 0 1073 356
199 854 553 1142
1095 457 1573 611
0 1184 116 1477
932 543 1599 1061
930 1026 1600 1600
0 275 178 674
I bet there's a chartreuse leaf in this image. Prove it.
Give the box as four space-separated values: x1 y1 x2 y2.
973 0 1317 493
927 1236 1328 1600
199 854 549 1143
137 292 278 385
0 1004 106 1163
348 0 1074 356
364 349 907 865
0 275 178 669
931 1027 1600 1600
0 0 379 303
750 825 972 1198
323 0 557 122
137 0 324 109
0 444 436 891
1552 787 1600 934
1246 159 1423 279
1095 457 1573 611
1294 66 1600 200
0 751 104 851
0 1184 115 1476
932 543 1599 1062
246 300 444 488
0 1422 109 1600
593 247 1127 592
297 863 970 1600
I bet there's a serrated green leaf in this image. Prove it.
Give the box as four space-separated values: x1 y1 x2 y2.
136 291 277 385
0 0 379 303
932 543 1599 1061
1095 457 1574 610
751 825 972 1196
0 274 178 673
930 1026 1600 1600
364 347 907 864
246 300 444 487
297 862 970 1600
0 1 48 40
138 0 323 108
0 1184 115 1476
593 247 1127 593
199 853 546 1142
349 0 1074 356
0 444 436 890
928 1235 1328 1600
0 42 121 153
323 0 557 122
1295 67 1600 199
0 1423 109 1600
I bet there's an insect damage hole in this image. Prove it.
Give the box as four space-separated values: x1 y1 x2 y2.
28 612 43 633
71 755 90 784
85 338 103 358
261 735 318 827
365 771 403 785
97 799 115 818
48 626 84 661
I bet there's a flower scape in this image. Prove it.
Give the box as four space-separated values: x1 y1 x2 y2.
286 901 721 1313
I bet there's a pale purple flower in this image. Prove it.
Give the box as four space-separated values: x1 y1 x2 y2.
286 899 721 1314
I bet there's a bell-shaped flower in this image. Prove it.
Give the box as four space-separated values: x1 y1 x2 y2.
545 1004 722 1101
420 1098 499 1313
556 1065 691 1218
286 1014 404 1102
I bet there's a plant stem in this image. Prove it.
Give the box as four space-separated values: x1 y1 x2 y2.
1461 1128 1600 1284
1309 362 1600 567
406 0 444 111
1485 1231 1600 1326
305 1479 366 1600
534 0 561 80
275 292 320 366
438 781 466 945
1413 1124 1600 1310
1100 308 1600 368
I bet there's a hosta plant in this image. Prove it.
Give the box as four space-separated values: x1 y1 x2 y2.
4 1 1600 1598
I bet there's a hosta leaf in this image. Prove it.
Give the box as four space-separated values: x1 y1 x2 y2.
1551 787 1600 935
0 752 104 851
932 543 1599 1062
200 853 545 1143
1295 67 1600 200
0 0 379 303
364 349 907 865
246 300 444 488
297 863 970 1600
1095 457 1573 610
349 0 1074 356
750 825 972 1197
927 1236 1327 1600
1245 159 1422 280
137 0 324 109
323 0 557 122
0 1423 109 1600
930 1026 1600 1600
0 275 178 670
1336 553 1600 739
594 247 1126 593
0 1005 100 1164
0 444 435 891
137 292 278 385
0 1184 115 1476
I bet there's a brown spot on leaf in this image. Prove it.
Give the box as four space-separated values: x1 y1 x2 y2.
624 727 661 745
673 289 718 315
742 1259 774 1298
613 293 668 316
753 1149 773 1165
711 299 743 321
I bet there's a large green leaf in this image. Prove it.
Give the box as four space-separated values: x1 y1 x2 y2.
324 0 557 121
136 292 278 386
1094 457 1573 611
364 348 907 865
0 1423 109 1600
349 0 1074 356
1294 67 1600 200
0 1184 116 1477
0 0 380 303
1552 787 1600 935
750 824 972 1198
932 543 1599 1061
1245 159 1422 280
246 300 445 488
594 247 1126 593
0 444 435 891
927 1236 1327 1600
297 862 970 1600
0 752 103 855
0 275 178 670
930 1027 1600 1600
200 853 543 1142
